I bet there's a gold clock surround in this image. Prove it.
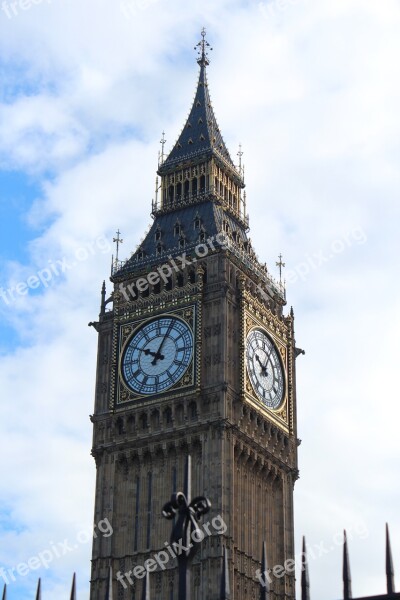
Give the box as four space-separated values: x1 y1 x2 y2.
241 294 294 433
110 303 200 408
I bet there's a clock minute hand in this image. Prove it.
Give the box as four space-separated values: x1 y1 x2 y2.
151 321 174 365
263 346 275 368
255 354 268 376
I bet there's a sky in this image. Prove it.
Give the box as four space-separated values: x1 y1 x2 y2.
0 0 399 598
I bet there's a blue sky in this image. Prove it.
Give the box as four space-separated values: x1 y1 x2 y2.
1 0 400 598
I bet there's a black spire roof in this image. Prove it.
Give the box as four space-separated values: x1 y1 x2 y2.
159 30 235 173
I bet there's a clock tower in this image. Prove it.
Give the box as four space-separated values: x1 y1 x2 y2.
89 31 299 600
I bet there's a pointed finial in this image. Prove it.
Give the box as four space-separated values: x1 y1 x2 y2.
160 131 166 164
101 280 106 315
237 144 244 173
184 454 192 504
301 537 310 600
105 565 113 599
70 573 77 600
195 27 212 66
276 254 286 284
35 578 42 600
343 530 352 599
113 229 123 264
141 568 150 600
386 523 395 594
220 546 231 599
259 540 270 599
2 584 6 600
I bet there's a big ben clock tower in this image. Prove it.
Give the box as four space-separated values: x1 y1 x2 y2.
90 30 300 600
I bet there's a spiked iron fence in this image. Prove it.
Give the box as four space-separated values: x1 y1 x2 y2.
1 524 399 600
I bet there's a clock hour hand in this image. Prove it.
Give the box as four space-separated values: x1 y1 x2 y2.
143 348 165 360
255 354 268 376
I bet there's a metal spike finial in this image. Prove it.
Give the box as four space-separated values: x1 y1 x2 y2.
259 540 270 599
35 578 42 600
101 280 106 315
141 568 150 600
386 523 395 594
237 144 244 173
160 131 166 164
2 584 6 600
220 546 231 600
276 254 286 284
105 565 113 600
195 27 212 66
113 229 123 264
70 573 77 600
301 537 310 600
155 175 160 210
343 530 352 600
184 454 192 504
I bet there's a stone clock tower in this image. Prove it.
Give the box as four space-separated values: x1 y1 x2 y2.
89 31 300 600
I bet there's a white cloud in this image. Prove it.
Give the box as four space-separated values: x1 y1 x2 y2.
0 0 400 597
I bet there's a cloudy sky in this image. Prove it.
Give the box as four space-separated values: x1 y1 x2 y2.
0 0 399 598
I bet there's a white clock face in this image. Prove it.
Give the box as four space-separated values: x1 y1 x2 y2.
122 316 193 395
246 329 285 409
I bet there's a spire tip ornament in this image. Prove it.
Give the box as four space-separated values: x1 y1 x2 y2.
195 27 212 66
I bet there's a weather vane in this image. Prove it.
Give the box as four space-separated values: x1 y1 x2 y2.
113 229 123 263
276 253 285 284
195 27 212 66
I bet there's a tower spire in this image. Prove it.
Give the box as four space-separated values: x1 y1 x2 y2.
159 30 237 173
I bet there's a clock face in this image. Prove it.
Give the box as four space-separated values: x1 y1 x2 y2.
122 316 193 396
246 328 285 409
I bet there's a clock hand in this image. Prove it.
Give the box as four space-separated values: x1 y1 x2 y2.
263 346 275 369
255 354 268 376
151 321 174 365
143 348 165 360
